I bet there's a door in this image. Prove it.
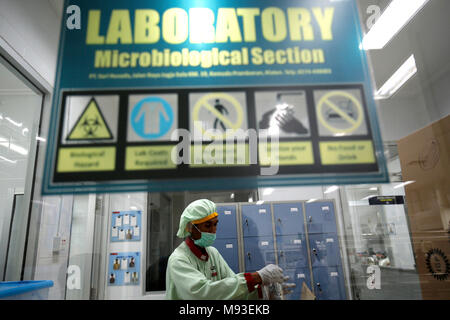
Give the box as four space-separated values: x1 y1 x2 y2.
304 201 338 234
241 204 273 237
272 202 305 236
216 204 238 239
276 234 308 269
312 266 346 300
213 238 239 273
0 56 44 281
243 236 276 272
308 233 342 267
283 267 312 300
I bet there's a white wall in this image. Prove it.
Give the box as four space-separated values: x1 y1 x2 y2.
376 84 432 142
65 194 96 300
430 71 450 119
0 0 62 87
379 184 415 270
33 195 73 300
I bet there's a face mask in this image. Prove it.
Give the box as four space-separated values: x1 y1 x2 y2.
192 224 216 247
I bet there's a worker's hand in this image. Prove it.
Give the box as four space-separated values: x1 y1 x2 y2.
282 282 296 295
262 283 281 300
262 281 296 300
256 264 285 285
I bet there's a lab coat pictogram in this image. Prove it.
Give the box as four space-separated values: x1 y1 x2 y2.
130 97 174 139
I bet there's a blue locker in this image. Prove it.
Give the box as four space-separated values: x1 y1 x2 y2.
276 234 308 269
243 236 276 272
304 201 338 234
312 266 346 300
213 238 239 273
216 205 238 239
282 267 311 300
272 203 305 236
241 204 273 237
308 233 342 267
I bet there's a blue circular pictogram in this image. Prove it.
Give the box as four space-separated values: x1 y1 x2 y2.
130 97 174 139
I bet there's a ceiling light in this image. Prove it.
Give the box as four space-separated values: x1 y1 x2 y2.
361 194 377 200
263 188 274 196
0 135 28 155
374 54 417 100
9 143 28 155
306 198 317 203
362 0 430 50
394 181 415 189
324 185 339 194
0 155 17 164
5 117 23 127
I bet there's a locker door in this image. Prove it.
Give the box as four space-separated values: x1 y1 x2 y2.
305 201 338 234
241 204 273 237
213 238 239 273
243 236 276 272
216 205 238 239
282 267 311 300
308 233 342 267
276 234 308 269
312 266 346 300
272 203 305 236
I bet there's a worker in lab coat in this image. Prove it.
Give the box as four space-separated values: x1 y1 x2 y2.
165 199 293 300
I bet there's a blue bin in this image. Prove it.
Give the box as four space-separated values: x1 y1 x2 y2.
0 280 53 300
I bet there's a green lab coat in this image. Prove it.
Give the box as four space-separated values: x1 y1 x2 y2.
165 240 260 300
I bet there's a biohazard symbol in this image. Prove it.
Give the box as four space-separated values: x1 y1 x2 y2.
66 98 113 141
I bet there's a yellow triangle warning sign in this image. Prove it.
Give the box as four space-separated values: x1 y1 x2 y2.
67 98 113 140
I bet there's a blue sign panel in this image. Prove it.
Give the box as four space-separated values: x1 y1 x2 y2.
43 0 388 194
110 210 141 242
108 252 140 286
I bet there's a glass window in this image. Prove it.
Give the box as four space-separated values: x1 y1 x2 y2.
3 0 449 301
354 0 450 299
61 0 450 300
0 56 43 281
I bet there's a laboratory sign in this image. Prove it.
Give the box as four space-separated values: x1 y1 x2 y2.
42 0 389 194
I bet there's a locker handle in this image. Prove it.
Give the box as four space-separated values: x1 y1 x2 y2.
312 248 317 255
277 218 282 224
316 283 322 292
245 219 249 226
280 250 284 257
247 252 251 260
308 216 312 223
